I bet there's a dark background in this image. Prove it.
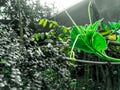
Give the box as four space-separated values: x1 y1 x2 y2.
53 0 120 26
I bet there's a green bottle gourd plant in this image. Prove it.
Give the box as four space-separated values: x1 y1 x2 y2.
70 20 120 62
65 2 120 62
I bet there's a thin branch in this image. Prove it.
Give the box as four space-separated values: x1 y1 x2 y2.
58 56 120 65
109 41 120 46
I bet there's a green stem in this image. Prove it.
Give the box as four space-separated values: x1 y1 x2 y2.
88 1 92 25
64 10 86 35
92 48 120 62
97 52 120 62
104 55 120 62
64 10 77 26
70 34 80 58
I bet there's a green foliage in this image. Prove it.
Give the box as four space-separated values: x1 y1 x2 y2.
70 20 106 54
39 18 71 32
109 21 120 30
38 19 71 42
70 26 94 53
0 0 62 89
39 18 58 28
39 18 120 62
117 35 120 42
1 0 120 89
108 21 120 42
70 19 120 62
34 33 47 41
101 21 120 42
101 23 110 31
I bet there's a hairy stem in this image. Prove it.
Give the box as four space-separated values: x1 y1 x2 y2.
88 1 92 25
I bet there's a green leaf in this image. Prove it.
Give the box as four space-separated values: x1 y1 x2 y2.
70 20 106 54
91 19 103 31
117 21 120 27
92 32 107 51
102 23 110 31
34 34 39 41
109 22 118 30
39 19 45 25
86 30 94 45
49 23 53 28
39 19 48 27
43 19 47 27
117 35 120 42
63 28 67 33
50 20 58 26
70 26 94 53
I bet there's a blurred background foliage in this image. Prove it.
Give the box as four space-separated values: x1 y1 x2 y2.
0 0 120 90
